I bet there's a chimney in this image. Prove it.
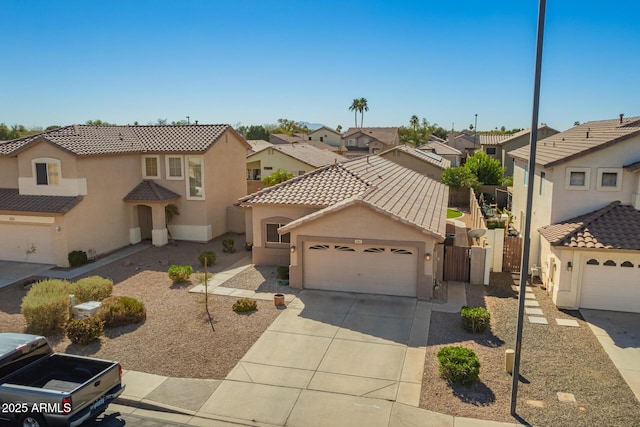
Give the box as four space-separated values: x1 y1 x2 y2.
619 113 624 124
195 120 198 125
586 129 589 139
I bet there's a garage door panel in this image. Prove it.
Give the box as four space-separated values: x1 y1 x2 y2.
580 261 640 313
303 242 418 297
0 224 56 264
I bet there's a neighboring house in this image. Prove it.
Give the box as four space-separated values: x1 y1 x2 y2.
239 155 449 299
306 139 341 153
341 127 400 159
270 133 308 145
509 116 640 313
448 133 511 161
308 126 342 147
379 145 451 180
247 139 272 155
246 143 347 181
480 126 559 176
0 124 250 267
418 140 463 167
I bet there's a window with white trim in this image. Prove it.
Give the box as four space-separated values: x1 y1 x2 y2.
32 158 60 185
486 147 496 155
142 155 160 179
565 167 590 190
539 171 545 195
596 167 622 191
165 156 184 180
186 156 204 199
265 223 290 244
347 138 356 147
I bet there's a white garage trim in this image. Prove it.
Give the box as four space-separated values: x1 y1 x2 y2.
579 255 640 313
303 241 418 297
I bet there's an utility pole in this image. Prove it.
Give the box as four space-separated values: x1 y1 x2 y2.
473 114 478 148
510 0 547 416
186 116 190 125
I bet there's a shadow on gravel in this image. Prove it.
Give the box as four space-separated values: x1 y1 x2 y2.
428 312 505 348
448 380 496 406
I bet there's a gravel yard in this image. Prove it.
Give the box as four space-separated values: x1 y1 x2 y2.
0 236 282 379
421 273 640 427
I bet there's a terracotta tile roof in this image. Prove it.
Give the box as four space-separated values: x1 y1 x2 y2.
0 188 83 214
419 140 462 156
270 133 308 144
509 116 640 167
241 156 449 239
310 126 341 136
267 143 347 168
342 127 400 146
0 124 243 157
539 201 640 250
480 126 558 146
477 134 512 146
306 140 339 151
380 145 451 169
123 180 181 202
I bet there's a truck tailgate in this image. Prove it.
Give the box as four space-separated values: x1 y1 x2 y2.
69 360 121 413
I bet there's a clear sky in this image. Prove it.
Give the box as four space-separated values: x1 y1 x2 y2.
2 0 639 133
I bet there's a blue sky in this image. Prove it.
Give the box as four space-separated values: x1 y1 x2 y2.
2 1 639 132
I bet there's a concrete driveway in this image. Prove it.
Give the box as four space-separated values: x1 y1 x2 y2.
0 260 54 289
580 309 640 402
199 290 432 427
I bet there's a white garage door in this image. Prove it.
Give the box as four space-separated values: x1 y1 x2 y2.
303 242 418 297
0 223 56 264
580 258 640 313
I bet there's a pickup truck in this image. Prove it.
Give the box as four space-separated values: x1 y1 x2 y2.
0 333 124 427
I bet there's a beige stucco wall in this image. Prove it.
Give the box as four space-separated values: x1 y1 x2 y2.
379 150 444 180
309 129 341 147
246 149 314 179
502 128 558 176
0 157 19 188
286 204 439 299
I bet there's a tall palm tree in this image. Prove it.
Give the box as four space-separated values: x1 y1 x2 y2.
349 99 360 127
410 115 419 132
358 98 369 128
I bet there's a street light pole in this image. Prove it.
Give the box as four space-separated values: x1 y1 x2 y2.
474 114 478 148
510 0 547 416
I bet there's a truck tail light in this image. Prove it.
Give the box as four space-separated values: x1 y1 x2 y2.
119 363 122 381
62 396 72 414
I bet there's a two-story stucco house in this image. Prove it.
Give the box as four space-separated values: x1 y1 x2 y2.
308 126 342 147
239 155 449 299
481 126 559 176
0 124 249 267
509 116 640 313
418 140 462 167
341 127 400 159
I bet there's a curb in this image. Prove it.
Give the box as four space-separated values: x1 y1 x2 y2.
115 396 195 416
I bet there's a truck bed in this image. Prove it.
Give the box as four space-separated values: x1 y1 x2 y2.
7 353 113 391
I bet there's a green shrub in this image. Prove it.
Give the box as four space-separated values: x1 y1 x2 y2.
460 306 491 333
222 238 236 253
486 220 506 229
198 251 216 267
68 250 88 267
168 265 193 283
276 266 289 280
21 279 73 335
232 298 257 313
98 296 146 327
65 316 104 345
437 346 480 384
72 276 113 303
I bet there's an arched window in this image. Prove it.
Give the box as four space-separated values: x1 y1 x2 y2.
335 245 355 252
364 247 385 253
309 244 329 250
586 259 599 265
391 248 413 255
603 260 616 266
621 261 634 267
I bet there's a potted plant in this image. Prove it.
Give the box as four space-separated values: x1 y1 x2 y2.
276 266 289 286
244 242 253 251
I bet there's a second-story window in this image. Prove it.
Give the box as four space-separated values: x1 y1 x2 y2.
142 155 160 179
34 160 60 185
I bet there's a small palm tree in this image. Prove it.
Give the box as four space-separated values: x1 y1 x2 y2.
349 99 360 127
358 98 369 128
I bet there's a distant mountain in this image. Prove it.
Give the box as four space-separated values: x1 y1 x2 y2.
298 121 324 130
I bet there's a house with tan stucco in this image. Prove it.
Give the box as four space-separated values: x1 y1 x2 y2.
0 124 249 267
379 145 451 180
509 115 640 313
239 155 449 299
341 127 400 159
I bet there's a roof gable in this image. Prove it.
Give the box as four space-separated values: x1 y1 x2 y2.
509 117 640 167
123 180 181 202
0 124 248 157
418 140 462 156
538 201 640 250
342 127 400 146
379 145 451 170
